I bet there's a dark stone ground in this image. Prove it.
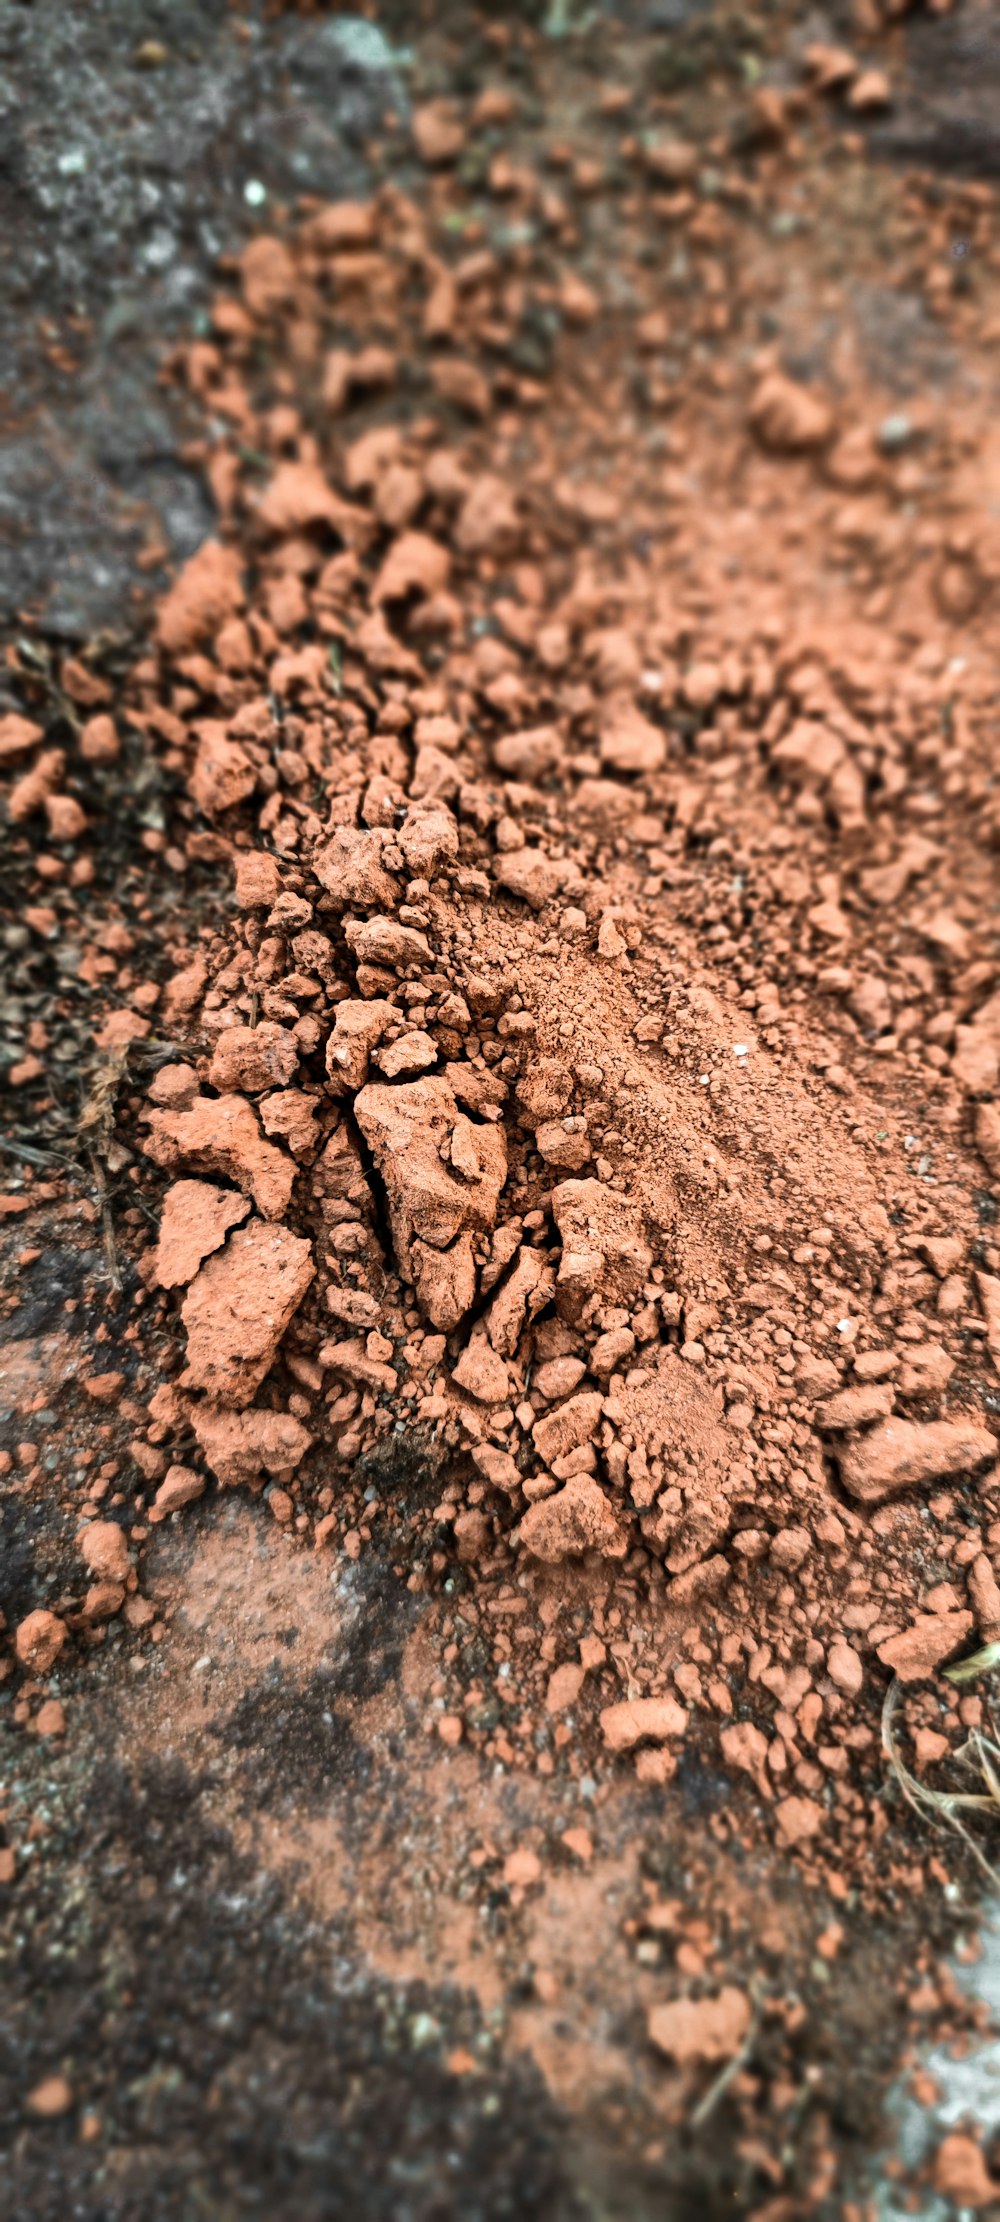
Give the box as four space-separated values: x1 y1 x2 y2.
2 1746 581 2222
0 0 406 639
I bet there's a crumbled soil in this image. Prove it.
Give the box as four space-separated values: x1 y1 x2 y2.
5 2 1000 2216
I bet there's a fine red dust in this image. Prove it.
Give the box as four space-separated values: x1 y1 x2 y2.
5 5 1000 2211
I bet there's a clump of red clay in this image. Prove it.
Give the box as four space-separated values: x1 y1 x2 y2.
6 15 1000 2178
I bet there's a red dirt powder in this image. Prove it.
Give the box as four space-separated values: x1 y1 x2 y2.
79 136 1000 1895
6 13 1000 2203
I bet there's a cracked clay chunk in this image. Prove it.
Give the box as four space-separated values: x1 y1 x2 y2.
494 847 567 911
817 1382 895 1430
412 97 465 167
189 725 256 816
372 530 450 604
156 540 244 656
256 462 360 537
180 1221 314 1406
647 1988 751 2067
484 1244 551 1356
517 1473 627 1562
374 1030 438 1080
353 1074 507 1278
534 1121 592 1171
720 1720 771 1796
836 1417 996 1505
344 915 431 968
515 1057 571 1129
551 1177 653 1320
142 1097 296 1220
15 1609 68 1673
532 1390 603 1466
320 1337 397 1393
598 700 666 775
411 1232 478 1332
0 711 43 764
969 1552 1000 1638
492 725 563 782
877 1610 974 1684
234 851 282 909
454 472 520 557
774 1795 824 1847
77 1520 132 1583
150 1465 205 1519
975 1271 1000 1368
452 1337 510 1404
398 803 459 881
312 826 400 910
153 1179 251 1289
259 1089 322 1158
191 1403 313 1488
975 1102 1000 1182
325 999 394 1094
208 1023 299 1094
749 371 833 452
599 1696 688 1752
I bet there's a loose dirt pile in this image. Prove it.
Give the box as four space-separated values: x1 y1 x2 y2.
6 4 1000 2210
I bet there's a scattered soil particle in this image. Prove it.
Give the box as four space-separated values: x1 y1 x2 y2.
7 1 1000 2213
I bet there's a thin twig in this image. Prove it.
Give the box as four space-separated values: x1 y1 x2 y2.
86 1147 122 1292
0 1136 84 1173
77 1044 130 1148
881 1680 1000 1886
690 1980 764 2131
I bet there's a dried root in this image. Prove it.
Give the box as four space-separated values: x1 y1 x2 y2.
881 1679 1000 1887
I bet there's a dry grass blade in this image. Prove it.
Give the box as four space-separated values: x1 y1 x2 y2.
85 1147 121 1291
957 1728 1000 1809
980 1735 1000 1804
689 1979 764 2132
943 1641 1000 1686
0 1137 82 1173
76 1046 133 1290
881 1680 1000 1886
77 1045 130 1152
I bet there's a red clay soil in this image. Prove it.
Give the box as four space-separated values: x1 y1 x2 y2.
5 4 1000 2214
